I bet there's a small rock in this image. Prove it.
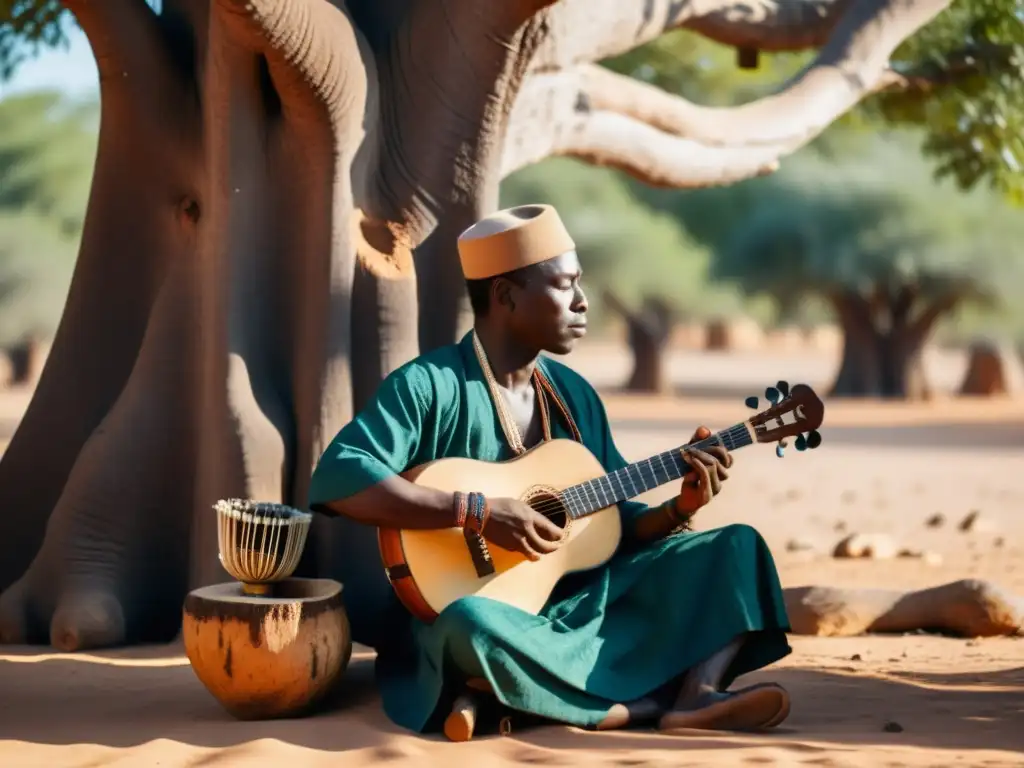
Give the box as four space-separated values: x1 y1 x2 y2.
833 533 898 560
959 510 996 534
834 520 848 533
923 551 944 566
994 536 1005 548
896 548 943 566
925 513 945 528
883 721 904 733
850 653 862 661
785 538 816 553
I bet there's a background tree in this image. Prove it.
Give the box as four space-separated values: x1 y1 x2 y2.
0 90 94 346
712 138 1022 399
501 156 735 393
0 0 993 651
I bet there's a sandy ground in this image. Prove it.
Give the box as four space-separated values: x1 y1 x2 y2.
2 342 1023 767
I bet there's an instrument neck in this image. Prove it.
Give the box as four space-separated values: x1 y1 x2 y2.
560 422 755 520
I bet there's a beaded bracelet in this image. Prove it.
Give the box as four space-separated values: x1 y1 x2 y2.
452 491 468 528
664 498 692 533
465 492 490 535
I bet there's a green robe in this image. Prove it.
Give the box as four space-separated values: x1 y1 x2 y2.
309 332 791 733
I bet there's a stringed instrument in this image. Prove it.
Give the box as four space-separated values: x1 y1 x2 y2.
378 381 825 624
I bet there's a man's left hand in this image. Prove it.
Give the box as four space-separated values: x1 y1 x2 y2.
676 425 732 519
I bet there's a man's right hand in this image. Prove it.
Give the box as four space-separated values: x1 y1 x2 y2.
482 497 565 561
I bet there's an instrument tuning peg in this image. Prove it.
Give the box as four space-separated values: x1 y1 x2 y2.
765 386 780 405
744 396 759 409
795 434 807 452
775 443 785 458
776 380 790 398
806 430 822 449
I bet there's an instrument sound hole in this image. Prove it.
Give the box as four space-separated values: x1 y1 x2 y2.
527 491 569 531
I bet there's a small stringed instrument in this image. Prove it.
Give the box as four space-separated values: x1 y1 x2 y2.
378 381 825 624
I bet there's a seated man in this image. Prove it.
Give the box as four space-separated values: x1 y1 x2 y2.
309 204 792 735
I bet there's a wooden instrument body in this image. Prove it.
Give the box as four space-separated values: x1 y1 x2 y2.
378 439 623 623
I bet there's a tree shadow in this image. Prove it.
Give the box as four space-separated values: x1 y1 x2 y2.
2 644 1022 757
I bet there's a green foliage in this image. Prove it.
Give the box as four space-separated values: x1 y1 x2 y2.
0 210 76 345
710 137 1024 316
0 89 98 235
500 158 750 325
0 89 97 345
873 0 1024 202
0 1 70 81
605 29 810 108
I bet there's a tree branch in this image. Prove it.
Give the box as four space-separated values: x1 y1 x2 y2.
880 42 1017 94
908 293 960 341
504 0 951 188
530 0 855 72
501 66 771 186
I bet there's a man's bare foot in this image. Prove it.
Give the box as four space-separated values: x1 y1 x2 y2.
658 683 790 732
595 697 663 731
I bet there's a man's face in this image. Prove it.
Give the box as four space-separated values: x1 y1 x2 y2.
495 250 589 355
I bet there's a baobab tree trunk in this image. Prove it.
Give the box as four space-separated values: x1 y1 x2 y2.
829 286 958 399
603 291 676 394
0 0 561 650
0 0 954 651
0 0 372 648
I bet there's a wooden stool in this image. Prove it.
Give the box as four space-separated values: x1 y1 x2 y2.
444 677 510 741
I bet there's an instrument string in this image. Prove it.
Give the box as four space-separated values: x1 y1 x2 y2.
521 423 752 520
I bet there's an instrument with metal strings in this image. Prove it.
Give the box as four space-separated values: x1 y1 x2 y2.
378 380 826 625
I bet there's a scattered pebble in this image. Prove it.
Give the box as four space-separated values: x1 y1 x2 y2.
925 513 945 528
850 653 862 661
994 536 1005 548
834 520 848 533
833 533 898 560
883 721 904 733
897 548 943 566
785 538 816 553
959 510 996 534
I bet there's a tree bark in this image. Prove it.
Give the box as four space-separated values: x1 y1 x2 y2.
0 0 370 648
828 288 955 399
354 0 557 352
0 0 204 597
529 0 855 74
